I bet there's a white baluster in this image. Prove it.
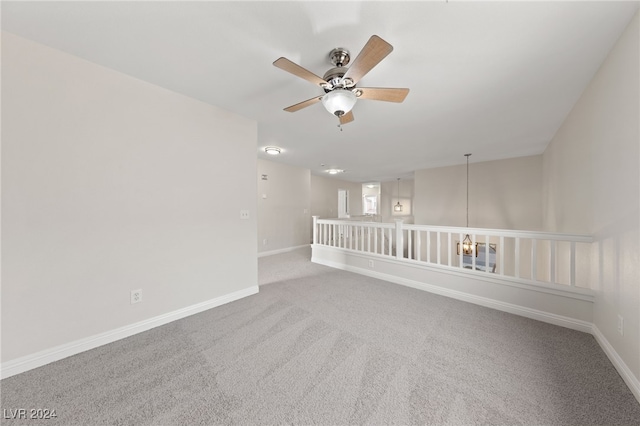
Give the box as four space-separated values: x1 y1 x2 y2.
459 233 464 269
471 234 476 270
485 235 490 273
374 226 378 254
531 239 537 281
550 240 556 284
312 216 318 244
570 241 576 286
395 220 404 259
515 237 520 278
499 236 505 275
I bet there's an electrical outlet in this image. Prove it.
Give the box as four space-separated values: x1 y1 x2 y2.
131 289 142 305
368 260 374 268
617 315 624 336
240 210 250 219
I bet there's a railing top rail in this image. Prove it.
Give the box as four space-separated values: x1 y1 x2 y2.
315 218 592 242
402 224 592 242
316 219 395 229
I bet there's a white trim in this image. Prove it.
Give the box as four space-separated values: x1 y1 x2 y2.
1 286 259 380
258 244 309 258
592 325 640 404
313 257 593 334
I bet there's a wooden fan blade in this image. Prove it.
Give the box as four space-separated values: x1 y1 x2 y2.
340 111 354 125
357 87 409 103
273 57 327 87
343 35 393 84
283 96 323 112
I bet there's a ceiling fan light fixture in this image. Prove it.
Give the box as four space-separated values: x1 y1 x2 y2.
322 89 357 117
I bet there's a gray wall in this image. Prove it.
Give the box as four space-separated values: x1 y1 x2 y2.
542 12 639 383
414 155 542 231
310 174 362 219
257 159 311 252
380 178 414 224
1 33 258 362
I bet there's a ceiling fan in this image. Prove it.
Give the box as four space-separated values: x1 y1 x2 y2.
273 35 409 125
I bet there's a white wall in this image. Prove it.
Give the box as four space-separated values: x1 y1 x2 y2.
1 33 258 362
414 155 543 231
310 174 362 219
257 159 310 252
543 12 639 384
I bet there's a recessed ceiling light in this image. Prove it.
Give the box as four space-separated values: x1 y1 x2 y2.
265 146 281 155
325 169 344 175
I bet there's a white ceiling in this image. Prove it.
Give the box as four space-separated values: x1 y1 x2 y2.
3 1 638 182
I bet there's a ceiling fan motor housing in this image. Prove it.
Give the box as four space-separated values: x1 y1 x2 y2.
329 48 350 67
324 48 356 91
323 67 349 91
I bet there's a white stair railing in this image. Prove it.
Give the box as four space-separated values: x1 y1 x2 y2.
312 217 593 289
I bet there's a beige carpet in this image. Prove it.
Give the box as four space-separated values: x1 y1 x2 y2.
1 246 639 425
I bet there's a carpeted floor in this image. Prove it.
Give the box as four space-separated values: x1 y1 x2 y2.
2 246 639 425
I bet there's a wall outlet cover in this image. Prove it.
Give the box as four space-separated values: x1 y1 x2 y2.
131 289 142 304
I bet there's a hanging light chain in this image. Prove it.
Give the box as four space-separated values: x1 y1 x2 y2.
465 154 471 228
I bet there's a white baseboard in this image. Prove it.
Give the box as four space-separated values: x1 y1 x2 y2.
592 325 640 404
258 244 309 258
314 257 593 334
1 286 259 380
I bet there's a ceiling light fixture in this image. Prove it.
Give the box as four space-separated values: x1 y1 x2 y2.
321 89 357 117
394 178 403 212
264 146 281 155
457 153 478 256
325 169 344 175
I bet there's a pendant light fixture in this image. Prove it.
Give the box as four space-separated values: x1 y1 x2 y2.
457 154 478 256
393 178 403 212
